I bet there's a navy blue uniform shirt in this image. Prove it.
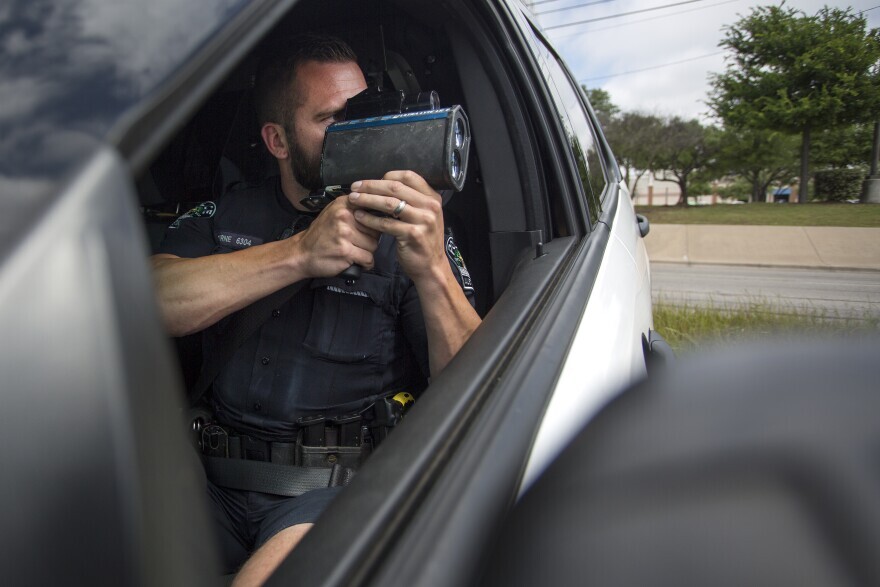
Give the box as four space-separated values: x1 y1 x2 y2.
159 177 474 441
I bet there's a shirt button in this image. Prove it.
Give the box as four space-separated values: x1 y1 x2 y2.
253 402 262 411
272 309 281 317
261 357 270 365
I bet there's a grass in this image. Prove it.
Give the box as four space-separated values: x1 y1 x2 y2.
653 301 880 355
635 202 880 227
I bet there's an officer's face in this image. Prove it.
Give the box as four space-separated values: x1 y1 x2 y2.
286 60 367 190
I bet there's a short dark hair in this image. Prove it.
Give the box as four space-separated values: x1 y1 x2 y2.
253 33 358 127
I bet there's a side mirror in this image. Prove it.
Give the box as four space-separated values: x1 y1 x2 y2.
636 213 650 238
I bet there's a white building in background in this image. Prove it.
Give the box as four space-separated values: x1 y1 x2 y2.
627 171 744 206
629 172 681 206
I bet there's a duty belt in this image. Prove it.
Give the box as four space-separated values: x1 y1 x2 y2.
193 393 415 497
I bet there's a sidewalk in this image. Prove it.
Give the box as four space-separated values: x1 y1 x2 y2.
645 224 880 271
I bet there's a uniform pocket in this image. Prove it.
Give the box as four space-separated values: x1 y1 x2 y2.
303 272 396 364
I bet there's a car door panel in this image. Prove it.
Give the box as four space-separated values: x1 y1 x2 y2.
0 148 215 586
521 181 651 491
610 181 652 283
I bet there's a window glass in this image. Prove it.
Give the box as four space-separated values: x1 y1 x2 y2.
523 22 606 225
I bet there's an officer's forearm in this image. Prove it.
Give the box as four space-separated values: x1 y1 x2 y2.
414 265 481 376
151 241 308 337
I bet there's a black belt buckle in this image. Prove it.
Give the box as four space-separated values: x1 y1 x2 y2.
202 425 229 458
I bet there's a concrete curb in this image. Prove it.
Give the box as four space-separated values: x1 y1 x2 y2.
645 224 880 271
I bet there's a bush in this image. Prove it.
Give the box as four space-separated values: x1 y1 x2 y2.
814 168 866 201
716 177 753 202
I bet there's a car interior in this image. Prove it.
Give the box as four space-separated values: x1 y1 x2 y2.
135 0 598 394
136 0 589 580
138 0 584 304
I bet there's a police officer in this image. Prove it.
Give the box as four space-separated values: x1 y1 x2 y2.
151 34 480 586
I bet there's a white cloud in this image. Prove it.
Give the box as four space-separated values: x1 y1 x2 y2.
534 0 880 120
0 76 58 122
75 0 244 94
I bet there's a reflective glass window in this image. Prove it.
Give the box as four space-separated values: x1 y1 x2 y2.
523 21 607 225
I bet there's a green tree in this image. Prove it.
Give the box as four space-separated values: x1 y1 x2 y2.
714 126 798 202
582 87 618 129
708 5 880 203
604 112 665 198
579 87 666 199
653 118 720 206
812 122 874 170
715 176 753 202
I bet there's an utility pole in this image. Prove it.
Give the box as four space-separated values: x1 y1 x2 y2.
862 121 880 203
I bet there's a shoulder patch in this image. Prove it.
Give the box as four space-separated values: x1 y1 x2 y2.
169 201 216 228
445 232 474 293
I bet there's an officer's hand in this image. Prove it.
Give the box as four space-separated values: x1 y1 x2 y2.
290 196 380 278
347 170 446 282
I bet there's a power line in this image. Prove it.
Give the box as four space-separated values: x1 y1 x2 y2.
548 0 741 38
580 51 724 82
543 0 710 31
536 0 613 16
546 1 874 39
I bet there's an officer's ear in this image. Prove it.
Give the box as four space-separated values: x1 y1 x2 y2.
261 122 289 160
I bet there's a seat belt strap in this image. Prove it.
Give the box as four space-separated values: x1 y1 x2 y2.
187 213 317 408
187 280 309 407
202 456 355 497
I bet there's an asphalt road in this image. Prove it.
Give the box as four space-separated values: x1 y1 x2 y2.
651 263 880 320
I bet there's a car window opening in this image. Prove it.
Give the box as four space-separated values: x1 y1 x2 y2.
133 0 597 579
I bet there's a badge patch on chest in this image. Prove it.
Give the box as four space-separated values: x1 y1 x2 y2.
215 231 264 250
445 232 474 292
169 201 216 228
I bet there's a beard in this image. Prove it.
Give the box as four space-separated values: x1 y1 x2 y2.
286 125 323 191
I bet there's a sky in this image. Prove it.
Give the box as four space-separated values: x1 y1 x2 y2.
527 0 880 122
